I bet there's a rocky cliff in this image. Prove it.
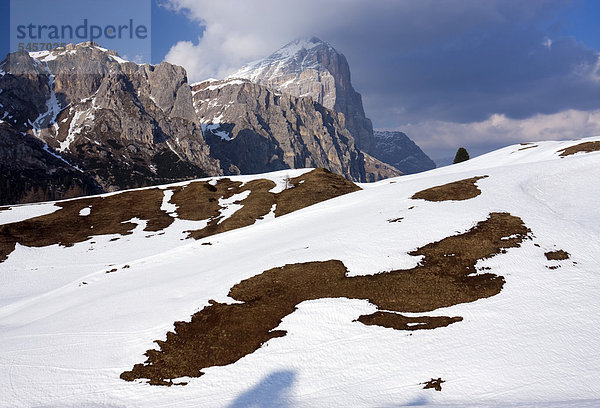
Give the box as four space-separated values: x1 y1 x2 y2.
192 78 396 182
0 42 221 199
373 130 436 175
0 122 102 205
229 37 437 176
230 37 376 154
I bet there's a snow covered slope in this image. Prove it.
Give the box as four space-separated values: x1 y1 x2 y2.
1 138 600 407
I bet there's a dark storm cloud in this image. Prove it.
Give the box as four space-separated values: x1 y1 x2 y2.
319 0 600 126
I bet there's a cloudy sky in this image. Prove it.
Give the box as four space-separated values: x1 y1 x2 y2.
152 0 600 161
2 0 599 161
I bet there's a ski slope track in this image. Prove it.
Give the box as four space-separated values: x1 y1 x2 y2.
0 137 599 407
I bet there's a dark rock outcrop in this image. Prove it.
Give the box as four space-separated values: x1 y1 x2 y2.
373 130 436 175
0 122 102 205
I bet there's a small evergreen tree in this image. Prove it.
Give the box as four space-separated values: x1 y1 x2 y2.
453 147 470 164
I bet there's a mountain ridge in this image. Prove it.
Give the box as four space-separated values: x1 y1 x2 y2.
1 39 433 205
373 130 437 174
0 42 221 203
192 77 401 182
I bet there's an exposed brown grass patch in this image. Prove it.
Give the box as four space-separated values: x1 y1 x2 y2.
121 212 530 385
185 169 361 239
545 250 570 261
0 189 173 262
185 179 277 240
558 141 600 157
358 312 462 331
411 176 488 202
0 169 360 262
518 145 538 151
275 169 362 217
423 378 445 391
171 179 243 222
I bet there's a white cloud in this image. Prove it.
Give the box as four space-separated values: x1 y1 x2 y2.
542 37 552 49
163 0 355 81
401 109 600 159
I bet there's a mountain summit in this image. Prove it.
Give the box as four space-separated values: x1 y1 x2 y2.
230 37 376 153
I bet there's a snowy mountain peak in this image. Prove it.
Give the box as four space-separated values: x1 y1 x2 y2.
27 41 130 64
229 36 339 82
228 36 376 152
270 36 335 59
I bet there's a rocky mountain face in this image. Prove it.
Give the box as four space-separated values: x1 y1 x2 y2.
230 37 376 154
373 131 436 174
192 79 399 182
362 152 405 182
0 42 221 203
230 37 436 176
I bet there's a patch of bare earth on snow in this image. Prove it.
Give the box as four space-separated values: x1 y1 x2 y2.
0 169 360 262
558 141 600 157
411 176 488 202
121 212 530 385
